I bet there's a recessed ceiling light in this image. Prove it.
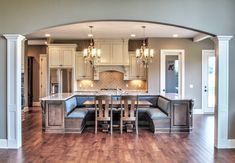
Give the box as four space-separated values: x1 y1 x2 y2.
173 34 178 38
88 34 93 37
45 34 51 37
130 34 136 37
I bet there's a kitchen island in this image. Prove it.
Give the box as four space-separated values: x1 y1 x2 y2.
41 92 194 133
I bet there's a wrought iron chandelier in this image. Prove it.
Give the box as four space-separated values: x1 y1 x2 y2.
136 26 154 68
83 26 101 66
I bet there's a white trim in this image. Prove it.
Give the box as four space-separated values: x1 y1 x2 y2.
160 49 185 97
3 34 25 149
213 35 233 149
0 139 8 148
193 33 211 42
33 102 40 107
217 139 235 149
193 108 204 114
202 50 215 114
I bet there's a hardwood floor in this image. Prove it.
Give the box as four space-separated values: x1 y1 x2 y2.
1 107 235 163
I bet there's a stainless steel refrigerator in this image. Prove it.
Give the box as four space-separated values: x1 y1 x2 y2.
50 68 72 94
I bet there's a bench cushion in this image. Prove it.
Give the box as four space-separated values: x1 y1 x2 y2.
146 108 168 120
65 97 77 114
157 97 170 114
76 96 95 107
138 107 150 113
67 108 88 119
138 96 158 107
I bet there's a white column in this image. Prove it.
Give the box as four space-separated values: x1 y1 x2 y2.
214 36 234 148
3 34 25 149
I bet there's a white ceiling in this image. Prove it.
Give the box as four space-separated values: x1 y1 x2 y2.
27 21 200 39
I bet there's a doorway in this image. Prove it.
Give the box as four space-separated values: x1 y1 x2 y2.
202 50 216 113
28 57 34 107
160 49 185 97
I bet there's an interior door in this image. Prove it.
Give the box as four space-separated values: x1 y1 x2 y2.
160 50 185 97
202 50 216 113
39 54 48 98
28 57 34 107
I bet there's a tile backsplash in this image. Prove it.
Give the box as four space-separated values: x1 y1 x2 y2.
77 71 147 90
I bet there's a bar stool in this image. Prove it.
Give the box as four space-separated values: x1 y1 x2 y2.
95 95 113 134
120 95 138 134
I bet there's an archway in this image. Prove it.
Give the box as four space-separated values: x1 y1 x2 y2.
3 20 233 149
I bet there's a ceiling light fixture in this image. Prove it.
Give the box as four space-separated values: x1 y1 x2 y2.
136 26 154 68
83 26 101 67
88 34 93 37
130 34 136 37
45 34 51 37
173 34 178 38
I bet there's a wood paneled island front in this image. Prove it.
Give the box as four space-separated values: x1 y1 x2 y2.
41 92 194 133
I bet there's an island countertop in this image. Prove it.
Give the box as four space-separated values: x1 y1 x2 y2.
40 92 193 101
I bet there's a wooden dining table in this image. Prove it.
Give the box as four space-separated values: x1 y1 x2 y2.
83 100 152 108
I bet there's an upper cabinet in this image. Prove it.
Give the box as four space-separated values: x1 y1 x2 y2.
129 53 146 80
95 39 129 65
75 52 93 80
48 44 77 68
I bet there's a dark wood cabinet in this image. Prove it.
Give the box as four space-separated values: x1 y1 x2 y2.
170 100 193 132
42 101 65 133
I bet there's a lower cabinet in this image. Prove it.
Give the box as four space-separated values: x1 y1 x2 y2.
42 101 65 133
75 52 93 80
171 100 193 132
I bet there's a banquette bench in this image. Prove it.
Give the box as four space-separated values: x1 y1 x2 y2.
63 95 171 133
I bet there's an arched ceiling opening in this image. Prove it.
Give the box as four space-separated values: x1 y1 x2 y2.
26 20 214 40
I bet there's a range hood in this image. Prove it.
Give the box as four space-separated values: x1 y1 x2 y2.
93 65 129 80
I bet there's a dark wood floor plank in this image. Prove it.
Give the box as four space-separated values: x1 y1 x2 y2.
0 107 235 163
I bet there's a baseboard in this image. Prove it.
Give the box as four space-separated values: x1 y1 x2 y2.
33 102 40 107
0 139 8 149
217 139 235 149
193 108 204 114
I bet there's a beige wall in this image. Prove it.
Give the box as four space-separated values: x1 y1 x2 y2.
0 38 7 139
148 38 214 110
0 0 235 139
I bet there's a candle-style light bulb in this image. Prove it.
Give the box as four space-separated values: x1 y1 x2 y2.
83 49 88 57
150 49 154 57
136 49 140 57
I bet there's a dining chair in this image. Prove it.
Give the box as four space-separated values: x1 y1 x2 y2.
120 95 138 134
95 95 113 134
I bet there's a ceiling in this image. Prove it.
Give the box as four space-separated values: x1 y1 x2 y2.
27 21 201 39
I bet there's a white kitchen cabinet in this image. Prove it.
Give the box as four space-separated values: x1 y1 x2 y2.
75 52 93 80
48 44 76 68
95 39 128 65
129 53 146 80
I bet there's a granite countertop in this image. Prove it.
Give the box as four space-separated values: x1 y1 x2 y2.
160 93 194 101
41 92 193 101
40 93 74 101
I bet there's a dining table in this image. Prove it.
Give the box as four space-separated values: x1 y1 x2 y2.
83 100 152 108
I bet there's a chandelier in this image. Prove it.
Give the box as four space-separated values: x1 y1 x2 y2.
83 26 101 66
136 26 154 68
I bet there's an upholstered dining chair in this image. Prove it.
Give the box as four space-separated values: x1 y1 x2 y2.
95 95 113 134
120 95 138 134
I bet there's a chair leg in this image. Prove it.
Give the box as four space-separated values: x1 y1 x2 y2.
110 110 113 135
120 119 123 134
95 119 97 134
135 119 138 135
